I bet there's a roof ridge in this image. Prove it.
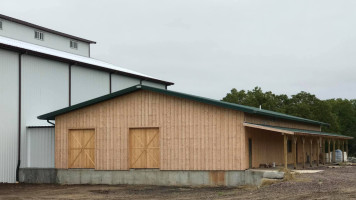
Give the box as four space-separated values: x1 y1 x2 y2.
38 85 328 127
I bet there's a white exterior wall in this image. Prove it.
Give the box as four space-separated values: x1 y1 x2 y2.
111 74 140 92
71 65 110 105
0 18 90 57
0 49 18 183
21 55 69 168
26 128 55 168
142 80 166 89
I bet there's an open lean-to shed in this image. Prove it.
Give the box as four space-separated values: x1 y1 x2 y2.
37 85 353 186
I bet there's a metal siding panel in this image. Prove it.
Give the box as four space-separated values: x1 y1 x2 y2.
0 49 18 183
0 18 90 57
21 55 68 168
26 128 55 168
71 65 110 105
111 74 140 92
142 80 166 89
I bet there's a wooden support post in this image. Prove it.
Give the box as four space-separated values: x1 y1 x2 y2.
310 138 313 167
346 140 348 159
328 139 331 163
333 140 336 163
302 137 305 169
284 134 288 170
322 138 325 165
341 140 345 162
317 139 320 166
293 136 297 169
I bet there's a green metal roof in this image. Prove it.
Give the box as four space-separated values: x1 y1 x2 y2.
245 123 353 139
38 85 329 126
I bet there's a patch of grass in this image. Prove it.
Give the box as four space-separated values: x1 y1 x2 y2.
292 177 312 183
282 169 296 181
217 191 224 196
260 178 280 187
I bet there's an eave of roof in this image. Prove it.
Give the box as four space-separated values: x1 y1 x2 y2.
0 14 96 44
244 122 353 139
0 36 174 86
38 85 329 127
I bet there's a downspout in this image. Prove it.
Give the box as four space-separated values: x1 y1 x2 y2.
109 72 112 93
47 120 55 126
16 53 23 182
69 63 72 106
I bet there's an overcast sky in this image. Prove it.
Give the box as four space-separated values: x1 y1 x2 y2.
2 0 356 100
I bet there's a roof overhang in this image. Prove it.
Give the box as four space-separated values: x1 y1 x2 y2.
0 36 174 86
243 122 353 139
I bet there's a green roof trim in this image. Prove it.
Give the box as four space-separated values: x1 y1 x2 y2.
38 85 329 126
245 123 353 139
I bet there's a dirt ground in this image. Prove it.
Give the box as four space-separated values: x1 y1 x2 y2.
0 165 355 200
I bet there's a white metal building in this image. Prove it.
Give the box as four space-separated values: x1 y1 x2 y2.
0 14 173 183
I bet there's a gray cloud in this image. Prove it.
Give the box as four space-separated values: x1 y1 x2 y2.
2 0 356 99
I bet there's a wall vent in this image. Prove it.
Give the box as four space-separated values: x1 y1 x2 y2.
70 40 78 49
34 30 44 40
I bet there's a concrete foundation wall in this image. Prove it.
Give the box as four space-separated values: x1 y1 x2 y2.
20 168 284 187
19 168 57 184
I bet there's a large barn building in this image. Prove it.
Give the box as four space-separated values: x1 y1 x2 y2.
36 85 353 186
0 14 172 183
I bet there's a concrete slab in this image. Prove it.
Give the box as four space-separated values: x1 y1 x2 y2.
189 171 206 185
263 171 285 179
177 171 189 186
292 170 324 174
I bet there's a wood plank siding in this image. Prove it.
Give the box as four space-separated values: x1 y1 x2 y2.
55 90 246 170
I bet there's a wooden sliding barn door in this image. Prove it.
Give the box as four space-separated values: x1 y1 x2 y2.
68 129 95 169
129 128 160 169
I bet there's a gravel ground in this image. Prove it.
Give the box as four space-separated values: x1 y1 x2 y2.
0 165 355 200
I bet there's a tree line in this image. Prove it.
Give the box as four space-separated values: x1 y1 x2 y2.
222 87 356 156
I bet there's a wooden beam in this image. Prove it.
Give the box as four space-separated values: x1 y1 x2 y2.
328 139 331 163
293 136 297 169
341 140 345 162
333 140 336 163
322 138 325 165
346 140 349 159
310 138 313 167
284 134 288 170
302 137 305 169
316 138 320 166
243 123 294 135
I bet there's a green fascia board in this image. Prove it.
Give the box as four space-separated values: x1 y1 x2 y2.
246 123 353 139
38 84 329 127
